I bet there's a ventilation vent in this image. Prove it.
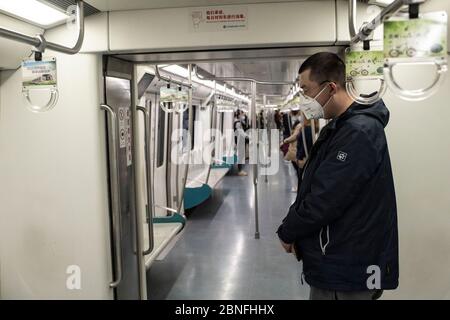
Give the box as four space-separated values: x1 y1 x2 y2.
43 0 100 17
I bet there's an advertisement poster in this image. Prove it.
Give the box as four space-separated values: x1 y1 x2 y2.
346 51 384 80
22 58 57 90
384 12 447 59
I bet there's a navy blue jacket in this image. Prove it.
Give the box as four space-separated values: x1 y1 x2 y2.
277 100 399 291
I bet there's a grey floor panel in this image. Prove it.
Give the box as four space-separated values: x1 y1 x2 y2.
147 159 309 300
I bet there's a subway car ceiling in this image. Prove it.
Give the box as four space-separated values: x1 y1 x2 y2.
6 0 450 70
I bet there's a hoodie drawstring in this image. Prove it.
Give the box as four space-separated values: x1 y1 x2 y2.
319 225 330 255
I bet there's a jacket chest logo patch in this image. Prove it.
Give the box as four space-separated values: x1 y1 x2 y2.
337 151 348 162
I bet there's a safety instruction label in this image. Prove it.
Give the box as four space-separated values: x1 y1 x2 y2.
22 58 57 90
384 12 447 60
190 6 248 32
118 107 132 166
345 50 384 80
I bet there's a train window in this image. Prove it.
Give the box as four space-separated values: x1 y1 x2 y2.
192 106 197 150
182 105 196 150
182 108 189 151
210 104 214 132
156 100 165 168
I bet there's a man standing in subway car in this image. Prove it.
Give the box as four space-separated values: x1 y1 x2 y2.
276 52 399 300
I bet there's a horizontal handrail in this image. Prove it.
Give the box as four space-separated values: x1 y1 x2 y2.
349 0 426 45
193 65 294 86
155 65 192 89
0 0 85 54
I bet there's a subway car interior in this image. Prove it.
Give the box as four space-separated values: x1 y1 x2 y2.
0 0 449 301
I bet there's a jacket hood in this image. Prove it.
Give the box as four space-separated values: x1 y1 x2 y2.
343 99 390 128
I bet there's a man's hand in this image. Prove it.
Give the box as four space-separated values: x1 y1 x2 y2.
279 239 293 253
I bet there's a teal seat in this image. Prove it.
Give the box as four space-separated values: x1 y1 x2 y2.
211 162 232 169
184 184 212 210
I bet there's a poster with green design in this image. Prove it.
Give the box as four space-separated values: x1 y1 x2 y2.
160 86 178 103
176 89 189 103
384 12 447 59
345 51 384 80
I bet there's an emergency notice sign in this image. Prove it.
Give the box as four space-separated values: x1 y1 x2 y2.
190 6 248 32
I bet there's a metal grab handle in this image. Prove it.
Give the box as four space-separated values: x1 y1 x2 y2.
384 60 448 101
101 104 123 289
160 101 176 114
346 78 387 105
348 0 358 39
177 103 189 113
0 0 85 54
137 105 155 256
23 87 59 113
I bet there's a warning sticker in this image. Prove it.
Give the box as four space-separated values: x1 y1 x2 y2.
190 6 248 32
118 107 127 149
126 109 132 167
118 107 132 167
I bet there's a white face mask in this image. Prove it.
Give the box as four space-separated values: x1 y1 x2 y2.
299 84 332 120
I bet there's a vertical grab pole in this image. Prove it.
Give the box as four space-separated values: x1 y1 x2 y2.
174 109 180 209
267 109 271 183
131 70 147 300
251 81 260 239
263 95 268 183
151 97 158 217
205 84 216 185
101 104 123 289
137 103 155 256
177 64 193 215
213 81 219 163
166 109 173 212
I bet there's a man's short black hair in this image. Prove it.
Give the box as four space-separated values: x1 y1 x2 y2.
298 52 346 87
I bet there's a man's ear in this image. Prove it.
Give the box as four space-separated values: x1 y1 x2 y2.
328 82 338 95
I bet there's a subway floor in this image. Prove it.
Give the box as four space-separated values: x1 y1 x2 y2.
146 159 309 300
